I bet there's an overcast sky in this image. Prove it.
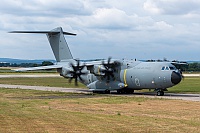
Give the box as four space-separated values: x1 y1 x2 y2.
0 0 199 61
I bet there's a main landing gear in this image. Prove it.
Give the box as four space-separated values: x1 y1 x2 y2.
93 89 134 94
117 89 134 94
93 89 110 94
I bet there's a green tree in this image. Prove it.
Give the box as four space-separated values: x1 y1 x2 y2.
42 61 54 66
188 63 200 71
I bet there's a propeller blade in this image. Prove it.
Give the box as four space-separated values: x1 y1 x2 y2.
108 57 111 64
75 78 78 86
77 59 80 67
111 73 115 79
107 74 110 82
69 77 73 83
78 75 83 81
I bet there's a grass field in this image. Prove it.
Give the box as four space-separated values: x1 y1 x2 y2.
0 88 200 133
0 73 200 132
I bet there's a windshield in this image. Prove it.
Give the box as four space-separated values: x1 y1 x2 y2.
161 66 176 71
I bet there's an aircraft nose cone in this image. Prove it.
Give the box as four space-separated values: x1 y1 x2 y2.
171 71 182 85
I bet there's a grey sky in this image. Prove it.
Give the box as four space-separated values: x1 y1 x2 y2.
0 0 199 61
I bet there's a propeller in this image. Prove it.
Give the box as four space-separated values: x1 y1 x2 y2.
69 60 87 86
101 57 116 83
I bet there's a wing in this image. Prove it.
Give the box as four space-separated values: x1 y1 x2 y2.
13 64 63 72
84 59 121 66
12 58 121 74
11 59 105 72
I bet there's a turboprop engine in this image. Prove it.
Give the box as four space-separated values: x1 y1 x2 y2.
93 65 106 76
60 60 88 86
61 67 73 78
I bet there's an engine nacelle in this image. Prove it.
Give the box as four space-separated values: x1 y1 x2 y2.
93 65 106 76
61 67 73 78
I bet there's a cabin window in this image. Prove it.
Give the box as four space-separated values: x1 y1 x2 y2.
161 66 165 70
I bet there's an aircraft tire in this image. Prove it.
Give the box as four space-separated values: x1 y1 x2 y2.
117 89 124 94
128 90 134 94
105 90 110 94
93 91 103 94
117 89 122 94
157 91 164 96
93 91 97 93
117 89 134 94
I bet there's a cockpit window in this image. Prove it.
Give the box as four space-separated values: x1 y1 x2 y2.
162 66 176 71
165 66 169 70
169 66 175 70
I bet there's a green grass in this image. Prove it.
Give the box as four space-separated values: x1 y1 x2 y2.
168 77 200 93
0 88 200 133
0 77 86 88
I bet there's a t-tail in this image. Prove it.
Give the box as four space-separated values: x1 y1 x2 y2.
9 27 76 62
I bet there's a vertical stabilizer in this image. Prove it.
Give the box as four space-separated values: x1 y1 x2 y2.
47 27 73 62
9 27 76 62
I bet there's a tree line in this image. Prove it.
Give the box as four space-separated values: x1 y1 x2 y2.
0 61 54 67
177 62 200 72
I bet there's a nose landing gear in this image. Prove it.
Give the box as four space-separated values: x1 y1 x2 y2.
155 88 166 96
157 90 164 96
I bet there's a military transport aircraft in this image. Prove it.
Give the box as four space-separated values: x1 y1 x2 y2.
9 27 183 96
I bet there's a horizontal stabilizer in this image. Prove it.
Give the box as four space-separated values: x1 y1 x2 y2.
9 31 76 36
13 64 63 72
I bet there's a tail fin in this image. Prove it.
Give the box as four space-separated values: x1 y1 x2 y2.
47 27 75 62
9 27 76 62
